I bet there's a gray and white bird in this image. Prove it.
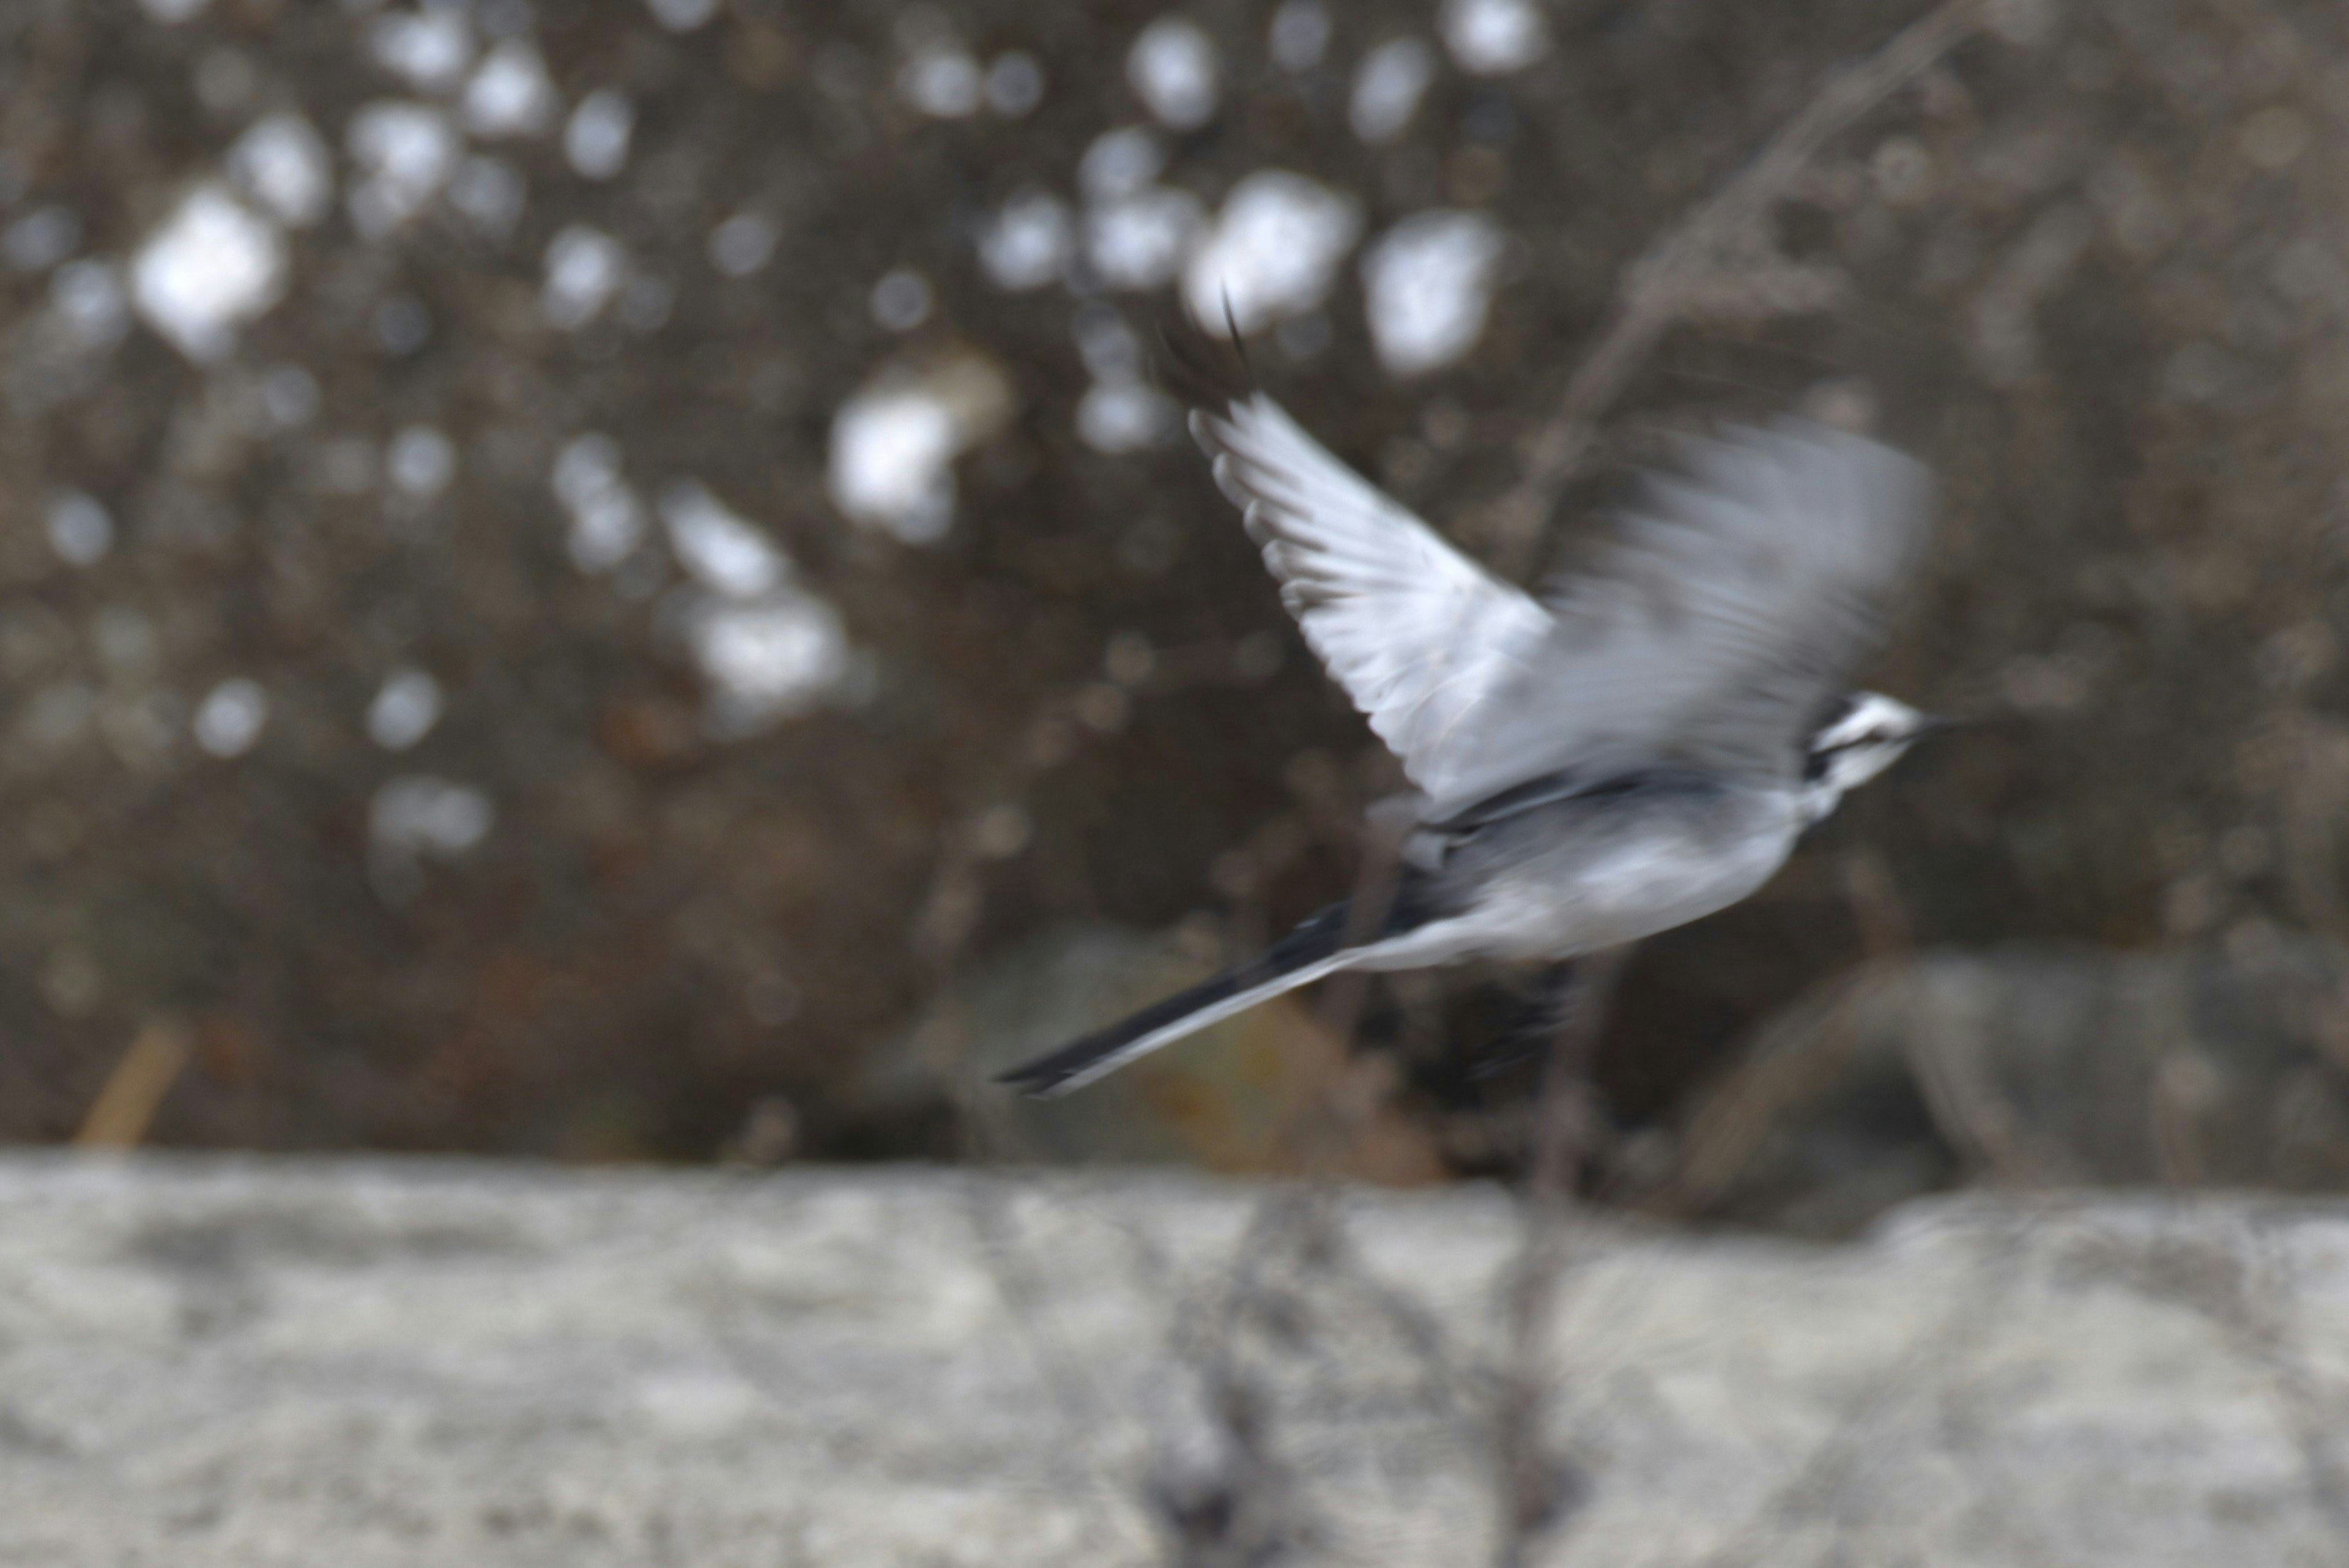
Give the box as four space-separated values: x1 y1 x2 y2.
999 394 1939 1098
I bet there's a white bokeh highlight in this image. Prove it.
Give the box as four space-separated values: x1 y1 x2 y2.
645 0 720 30
551 434 647 572
368 668 444 751
565 91 634 180
1270 1 1333 71
386 425 457 499
1128 18 1219 131
660 482 787 598
1441 0 1551 75
1086 188 1205 292
45 491 114 568
979 191 1073 291
228 113 334 228
370 9 476 95
900 46 983 118
371 776 494 860
1183 171 1362 335
542 226 627 329
193 679 270 759
1351 39 1438 144
463 41 558 138
1079 127 1167 201
50 260 129 351
1362 210 1507 376
346 102 459 237
130 184 288 363
828 357 1013 544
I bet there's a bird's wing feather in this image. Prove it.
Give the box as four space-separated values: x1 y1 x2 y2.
1190 396 1553 811
1498 420 1934 789
1193 398 1932 818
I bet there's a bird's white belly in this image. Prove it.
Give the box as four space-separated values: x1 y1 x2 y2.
1357 792 1800 969
1488 828 1791 959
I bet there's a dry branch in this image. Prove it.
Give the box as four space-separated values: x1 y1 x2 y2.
1483 0 1993 579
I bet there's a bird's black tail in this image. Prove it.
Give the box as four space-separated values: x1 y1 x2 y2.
995 902 1361 1099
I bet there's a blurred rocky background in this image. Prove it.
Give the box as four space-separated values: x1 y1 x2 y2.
7 0 2349 1231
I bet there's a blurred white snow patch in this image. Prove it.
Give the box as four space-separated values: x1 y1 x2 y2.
1363 210 1506 376
565 90 633 180
371 776 493 858
979 191 1072 291
228 113 333 227
644 0 718 31
1269 1 1332 71
261 363 320 428
686 592 850 731
370 9 475 94
193 678 269 758
1078 381 1180 453
1073 304 1145 381
1351 39 1437 144
541 225 627 329
659 481 786 598
463 41 558 138
1078 127 1167 201
618 275 674 333
1085 187 1204 291
346 102 459 237
447 155 525 239
1128 18 1219 131
131 184 287 363
1183 171 1361 334
4 207 81 272
551 433 647 571
708 212 779 277
367 667 443 751
45 491 114 568
985 51 1045 117
51 260 130 349
900 46 982 117
386 424 456 499
1441 0 1549 75
138 0 209 21
828 354 1014 544
1073 305 1174 448
870 268 932 331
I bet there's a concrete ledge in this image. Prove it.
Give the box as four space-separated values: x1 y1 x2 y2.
2 1155 2345 1565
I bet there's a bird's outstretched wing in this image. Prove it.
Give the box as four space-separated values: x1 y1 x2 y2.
1192 398 1932 817
1512 419 1933 788
1191 397 1553 814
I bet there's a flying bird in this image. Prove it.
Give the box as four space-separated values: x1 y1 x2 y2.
999 393 1939 1098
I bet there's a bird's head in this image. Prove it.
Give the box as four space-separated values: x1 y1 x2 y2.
1798 691 1945 824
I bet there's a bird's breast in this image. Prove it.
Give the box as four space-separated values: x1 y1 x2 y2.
1466 786 1800 960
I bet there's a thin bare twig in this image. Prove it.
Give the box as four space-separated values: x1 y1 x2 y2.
1483 0 1991 579
1493 944 1629 1567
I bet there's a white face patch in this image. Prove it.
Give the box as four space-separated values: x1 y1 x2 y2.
1811 690 1924 752
1798 690 1931 823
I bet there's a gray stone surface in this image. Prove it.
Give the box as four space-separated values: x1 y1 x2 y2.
1665 938 2349 1237
5 1154 2349 1565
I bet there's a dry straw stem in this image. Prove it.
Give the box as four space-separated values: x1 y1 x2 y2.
1483 0 1994 581
74 1020 190 1150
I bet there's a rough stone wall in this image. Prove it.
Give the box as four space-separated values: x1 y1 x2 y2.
7 1156 2349 1566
